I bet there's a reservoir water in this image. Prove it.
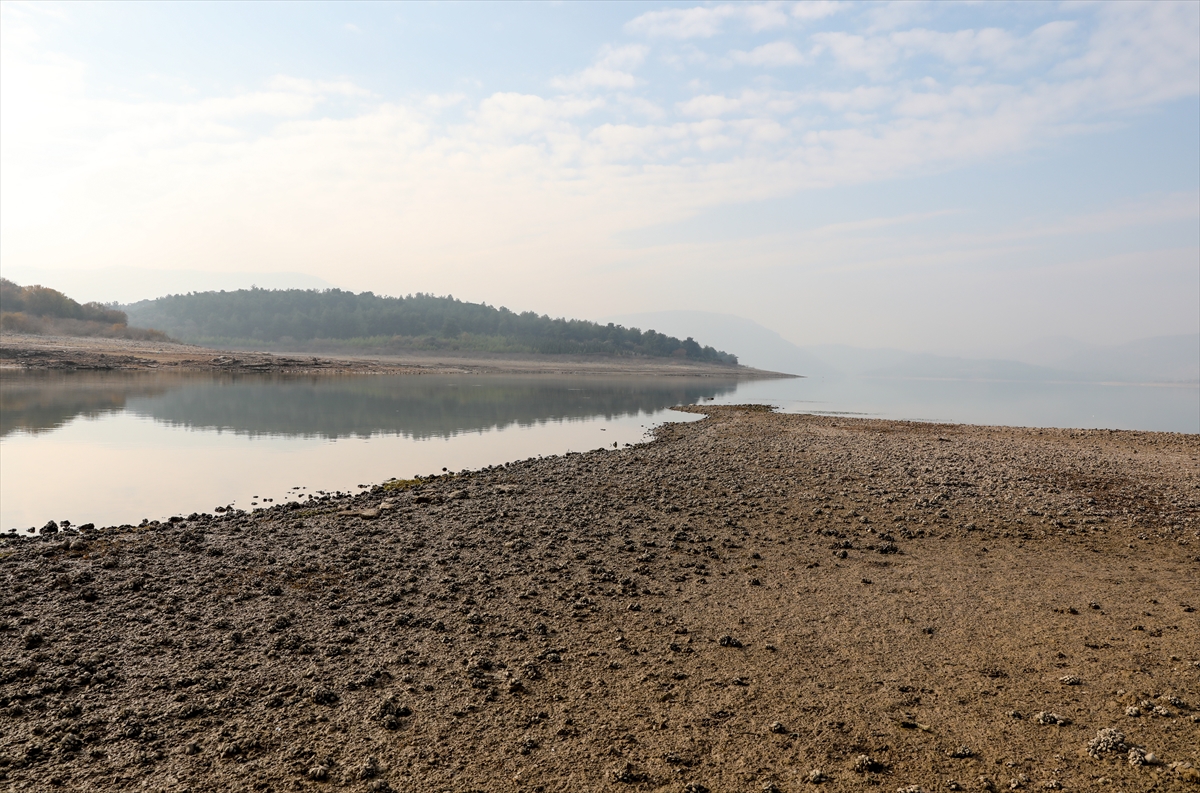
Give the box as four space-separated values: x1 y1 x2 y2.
2 370 1195 532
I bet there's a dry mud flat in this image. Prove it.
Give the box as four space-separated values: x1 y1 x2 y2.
0 333 428 376
0 333 769 378
1 407 1198 793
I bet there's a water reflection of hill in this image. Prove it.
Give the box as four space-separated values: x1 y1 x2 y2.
0 372 175 437
126 376 739 439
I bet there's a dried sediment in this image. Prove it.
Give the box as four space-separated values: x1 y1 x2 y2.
1 407 1198 792
0 333 772 377
0 334 425 375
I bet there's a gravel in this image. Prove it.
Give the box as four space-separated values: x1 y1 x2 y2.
1 406 1196 792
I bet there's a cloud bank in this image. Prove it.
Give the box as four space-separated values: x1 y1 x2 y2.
1 1 1196 350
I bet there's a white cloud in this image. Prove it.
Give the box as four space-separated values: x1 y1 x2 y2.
730 41 809 67
792 1 842 21
814 85 894 112
811 31 898 74
472 92 603 138
597 43 649 72
266 75 373 98
678 94 744 118
625 3 789 39
677 89 799 118
2 1 1197 348
424 93 467 110
865 0 932 34
1058 1 1200 106
887 22 1079 70
891 27 1018 64
551 44 648 91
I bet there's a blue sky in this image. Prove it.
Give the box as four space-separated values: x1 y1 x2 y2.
1 1 1197 353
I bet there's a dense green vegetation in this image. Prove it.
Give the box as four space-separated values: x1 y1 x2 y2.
125 288 738 364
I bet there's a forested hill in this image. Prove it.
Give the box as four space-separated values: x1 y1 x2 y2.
1 278 168 341
2 278 127 324
123 289 739 364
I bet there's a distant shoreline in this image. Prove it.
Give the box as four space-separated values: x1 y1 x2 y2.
0 331 793 378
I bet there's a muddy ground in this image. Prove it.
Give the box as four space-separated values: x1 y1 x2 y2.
1 406 1197 792
0 334 770 379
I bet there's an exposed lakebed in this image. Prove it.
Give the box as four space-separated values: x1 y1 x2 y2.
2 369 1195 532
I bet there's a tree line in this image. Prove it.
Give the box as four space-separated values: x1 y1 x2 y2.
124 288 739 364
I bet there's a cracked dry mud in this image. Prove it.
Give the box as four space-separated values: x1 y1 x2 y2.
2 406 1198 792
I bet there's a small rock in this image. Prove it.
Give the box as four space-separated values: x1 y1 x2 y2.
807 768 826 783
768 721 787 734
1033 711 1069 726
718 635 743 648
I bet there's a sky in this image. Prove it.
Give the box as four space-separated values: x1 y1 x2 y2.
1 0 1197 355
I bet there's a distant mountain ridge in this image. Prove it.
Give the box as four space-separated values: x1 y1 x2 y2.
1001 334 1199 383
604 311 1199 384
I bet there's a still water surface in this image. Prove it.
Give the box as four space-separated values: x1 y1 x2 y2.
2 370 1195 531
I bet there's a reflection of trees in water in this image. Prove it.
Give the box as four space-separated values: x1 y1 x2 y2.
0 372 176 437
128 376 741 439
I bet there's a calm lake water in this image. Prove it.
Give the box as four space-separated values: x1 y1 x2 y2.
2 370 1196 532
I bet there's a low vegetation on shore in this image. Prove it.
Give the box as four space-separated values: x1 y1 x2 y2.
123 288 739 364
1 407 1196 791
0 279 168 342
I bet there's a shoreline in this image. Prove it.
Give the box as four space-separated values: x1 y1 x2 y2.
1 407 1197 791
0 332 790 379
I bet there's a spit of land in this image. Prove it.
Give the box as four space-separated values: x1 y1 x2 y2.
0 333 774 378
1 405 1197 792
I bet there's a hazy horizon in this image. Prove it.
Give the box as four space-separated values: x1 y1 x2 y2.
2 1 1197 356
